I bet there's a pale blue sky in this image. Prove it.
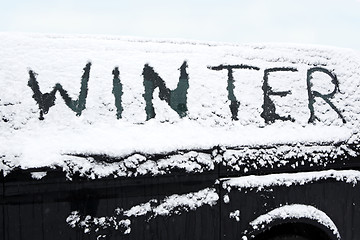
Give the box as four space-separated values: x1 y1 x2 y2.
1 0 360 50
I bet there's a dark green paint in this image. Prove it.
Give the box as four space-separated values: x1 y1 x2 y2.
307 67 346 124
142 61 189 120
208 64 260 120
261 67 297 124
112 67 123 119
28 63 91 120
226 68 240 120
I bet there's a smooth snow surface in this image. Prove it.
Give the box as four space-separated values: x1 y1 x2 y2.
1 33 360 176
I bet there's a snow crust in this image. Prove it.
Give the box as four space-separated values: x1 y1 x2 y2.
222 169 360 191
249 204 340 239
1 33 360 176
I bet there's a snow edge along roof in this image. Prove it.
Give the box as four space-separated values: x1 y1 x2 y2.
1 33 360 178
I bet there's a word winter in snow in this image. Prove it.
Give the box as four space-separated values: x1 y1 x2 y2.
27 61 345 124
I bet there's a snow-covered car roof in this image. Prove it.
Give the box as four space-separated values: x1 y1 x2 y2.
1 33 360 178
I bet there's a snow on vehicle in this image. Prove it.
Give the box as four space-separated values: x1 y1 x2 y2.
1 33 360 240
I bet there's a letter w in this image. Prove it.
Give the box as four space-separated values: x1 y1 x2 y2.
28 63 91 120
142 61 189 120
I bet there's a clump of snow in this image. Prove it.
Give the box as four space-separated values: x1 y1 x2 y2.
222 143 357 173
30 171 47 179
222 169 360 191
249 204 340 239
149 187 218 217
223 194 230 203
1 33 360 176
66 187 218 237
66 210 131 235
229 210 240 222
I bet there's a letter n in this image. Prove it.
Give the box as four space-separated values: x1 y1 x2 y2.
142 61 189 120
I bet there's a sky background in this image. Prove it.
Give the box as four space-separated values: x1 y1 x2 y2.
1 0 360 50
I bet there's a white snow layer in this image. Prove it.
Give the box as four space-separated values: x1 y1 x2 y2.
124 187 219 217
30 171 47 179
66 187 218 236
222 169 360 191
249 204 340 239
1 33 360 175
